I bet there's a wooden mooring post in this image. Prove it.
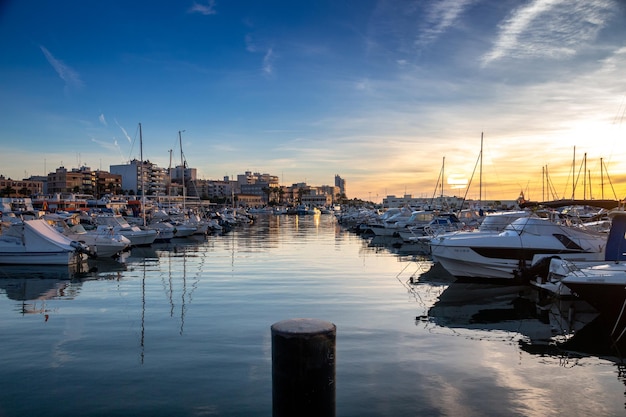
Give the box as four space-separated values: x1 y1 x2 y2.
271 318 336 417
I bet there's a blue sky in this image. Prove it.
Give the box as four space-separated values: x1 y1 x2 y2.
1 0 626 202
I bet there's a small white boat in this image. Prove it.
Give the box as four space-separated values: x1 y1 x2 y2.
147 221 176 242
93 215 157 246
366 206 414 236
45 214 131 258
167 220 197 238
398 213 463 241
187 214 210 235
540 211 626 346
150 210 201 237
0 219 89 265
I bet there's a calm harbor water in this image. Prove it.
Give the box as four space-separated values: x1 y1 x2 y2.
1 213 625 416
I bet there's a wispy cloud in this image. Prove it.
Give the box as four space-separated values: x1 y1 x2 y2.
114 119 132 144
246 35 276 76
91 137 124 161
245 34 258 53
99 113 107 126
416 0 476 47
39 45 83 90
189 0 217 15
482 0 616 66
262 48 275 75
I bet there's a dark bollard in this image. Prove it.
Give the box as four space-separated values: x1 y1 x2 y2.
271 318 336 417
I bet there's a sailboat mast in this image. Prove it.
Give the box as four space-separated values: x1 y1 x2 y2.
479 132 483 205
572 146 576 200
583 152 587 200
441 156 445 199
166 148 173 210
179 130 186 212
139 123 146 227
542 166 545 202
601 157 605 200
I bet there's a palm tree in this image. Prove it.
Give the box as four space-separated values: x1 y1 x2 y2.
269 186 282 205
1 186 16 197
262 186 272 204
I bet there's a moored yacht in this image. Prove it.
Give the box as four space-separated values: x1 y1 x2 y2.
45 213 131 258
92 214 157 246
365 206 413 236
429 215 607 281
0 219 89 265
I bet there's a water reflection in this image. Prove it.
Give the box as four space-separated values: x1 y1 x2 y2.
1 213 625 415
158 239 203 336
0 265 78 317
123 236 206 363
0 259 127 316
395 256 626 411
394 253 617 355
124 245 159 263
425 281 597 344
370 230 620 355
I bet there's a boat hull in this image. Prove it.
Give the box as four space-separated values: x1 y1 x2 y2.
0 250 84 265
563 274 626 345
0 219 88 265
172 226 196 238
117 229 157 246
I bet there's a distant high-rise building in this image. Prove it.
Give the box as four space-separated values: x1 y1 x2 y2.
47 166 89 195
334 175 346 196
110 159 166 196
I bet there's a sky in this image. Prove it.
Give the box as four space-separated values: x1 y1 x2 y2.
1 0 626 203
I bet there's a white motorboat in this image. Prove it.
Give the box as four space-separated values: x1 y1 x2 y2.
399 210 531 258
150 209 202 237
147 221 176 242
366 206 415 236
397 212 463 242
0 219 89 265
187 214 210 235
93 215 157 246
430 215 607 280
45 214 131 258
167 220 197 237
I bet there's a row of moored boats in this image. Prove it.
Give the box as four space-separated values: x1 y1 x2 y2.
337 204 626 348
0 207 253 265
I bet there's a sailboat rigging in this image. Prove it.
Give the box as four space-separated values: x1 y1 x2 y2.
430 157 445 208
139 123 146 227
178 130 186 213
458 133 484 214
520 146 620 210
